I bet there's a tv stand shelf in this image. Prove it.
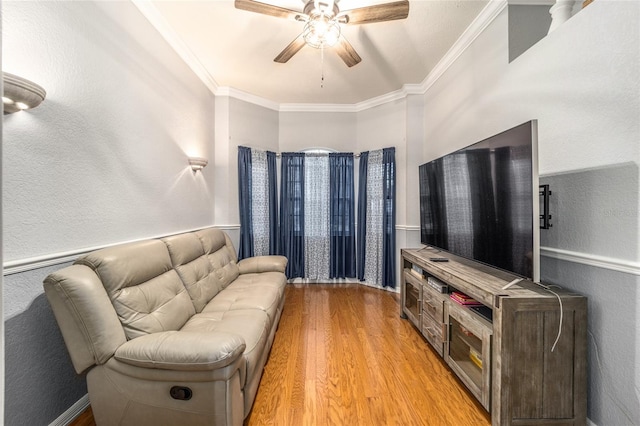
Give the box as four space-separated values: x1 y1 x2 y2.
401 248 587 426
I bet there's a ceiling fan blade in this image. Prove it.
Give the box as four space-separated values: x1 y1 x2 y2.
235 0 301 20
340 0 409 25
334 36 362 67
274 34 306 63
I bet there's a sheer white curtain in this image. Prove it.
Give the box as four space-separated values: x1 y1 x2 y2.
304 153 330 280
364 150 384 285
251 149 270 256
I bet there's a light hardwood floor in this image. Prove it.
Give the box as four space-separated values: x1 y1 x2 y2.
72 284 490 426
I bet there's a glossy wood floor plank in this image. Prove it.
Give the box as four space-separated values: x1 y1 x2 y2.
245 284 491 426
70 406 96 426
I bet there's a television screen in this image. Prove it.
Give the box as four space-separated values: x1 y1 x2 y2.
419 121 539 281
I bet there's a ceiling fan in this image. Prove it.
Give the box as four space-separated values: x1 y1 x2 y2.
235 0 410 67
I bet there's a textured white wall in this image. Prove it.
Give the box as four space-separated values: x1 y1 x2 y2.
3 1 216 262
278 111 357 152
2 2 217 424
420 2 640 425
422 3 639 174
214 95 232 226
405 94 425 233
214 97 279 231
356 99 408 225
0 8 5 422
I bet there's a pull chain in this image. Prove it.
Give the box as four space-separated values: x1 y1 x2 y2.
320 45 325 89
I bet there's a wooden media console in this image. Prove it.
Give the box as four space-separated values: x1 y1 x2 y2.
401 248 587 426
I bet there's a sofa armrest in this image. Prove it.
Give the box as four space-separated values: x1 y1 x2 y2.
114 331 246 371
238 256 288 274
44 264 127 374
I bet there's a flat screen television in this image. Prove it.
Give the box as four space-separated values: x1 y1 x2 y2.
419 121 539 282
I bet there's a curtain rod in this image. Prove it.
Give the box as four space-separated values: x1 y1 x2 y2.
237 146 364 158
274 152 361 158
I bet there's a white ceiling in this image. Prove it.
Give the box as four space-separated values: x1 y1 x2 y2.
140 0 489 105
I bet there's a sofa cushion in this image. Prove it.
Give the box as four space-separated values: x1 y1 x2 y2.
202 282 282 325
163 233 223 312
181 310 270 387
196 228 240 289
230 271 286 295
76 240 195 339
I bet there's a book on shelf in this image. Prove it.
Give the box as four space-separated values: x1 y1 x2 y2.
427 276 448 293
450 291 483 306
410 265 423 278
469 347 483 369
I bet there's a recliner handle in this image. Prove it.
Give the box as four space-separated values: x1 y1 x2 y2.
170 386 193 400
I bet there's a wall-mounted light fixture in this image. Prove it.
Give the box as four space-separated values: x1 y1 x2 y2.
188 156 208 172
3 72 46 114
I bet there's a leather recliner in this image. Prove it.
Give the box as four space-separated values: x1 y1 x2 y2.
44 227 287 426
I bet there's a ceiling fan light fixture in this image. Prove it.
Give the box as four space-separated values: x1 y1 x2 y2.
303 15 341 48
236 0 409 66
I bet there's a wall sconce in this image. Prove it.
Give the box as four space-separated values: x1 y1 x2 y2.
188 156 208 172
3 72 46 114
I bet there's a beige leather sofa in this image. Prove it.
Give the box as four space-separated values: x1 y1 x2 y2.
44 227 287 426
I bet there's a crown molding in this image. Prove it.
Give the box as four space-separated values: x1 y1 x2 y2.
134 0 507 113
280 83 427 113
279 103 358 113
403 83 427 95
132 0 219 94
352 87 412 112
280 0 507 112
417 0 508 95
216 86 280 111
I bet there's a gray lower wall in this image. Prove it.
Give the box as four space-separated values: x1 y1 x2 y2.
540 258 639 425
540 163 639 425
2 227 241 425
3 263 87 426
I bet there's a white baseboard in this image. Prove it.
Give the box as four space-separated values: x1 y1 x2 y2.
287 278 400 293
49 394 89 426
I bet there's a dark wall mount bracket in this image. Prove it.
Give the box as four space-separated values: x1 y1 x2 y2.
539 184 552 229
